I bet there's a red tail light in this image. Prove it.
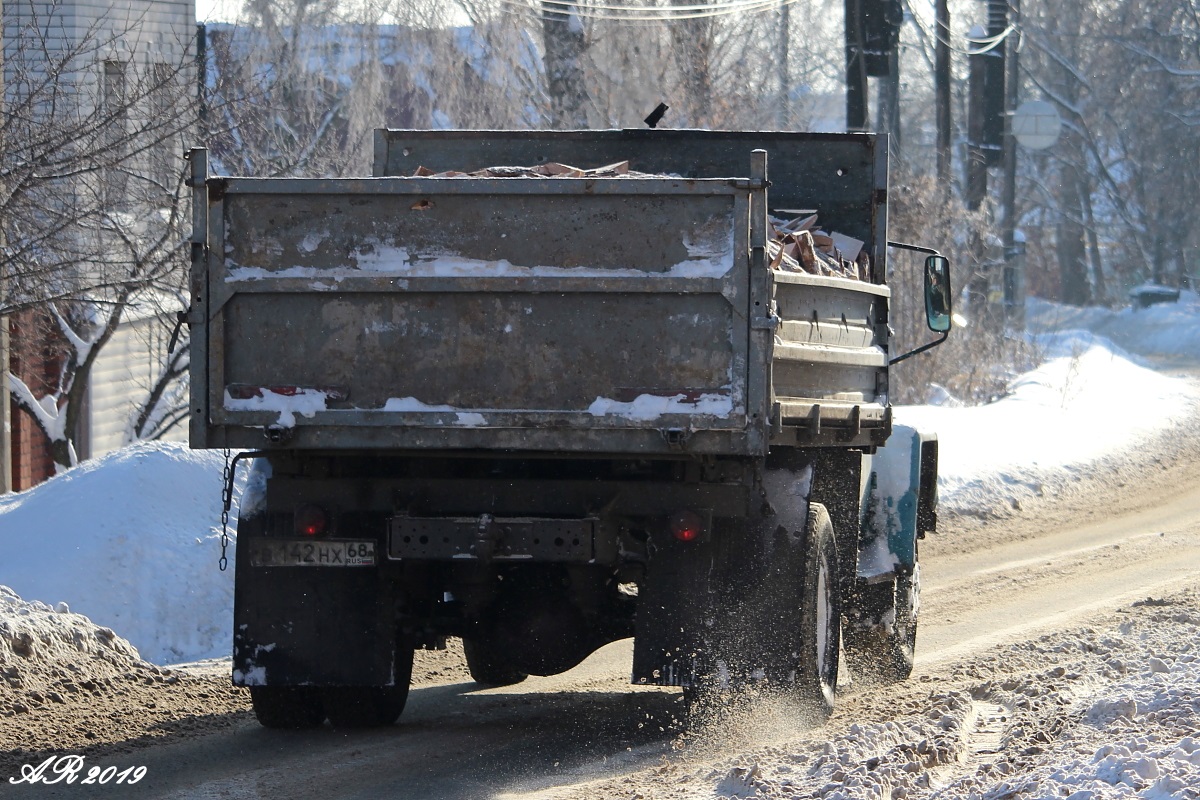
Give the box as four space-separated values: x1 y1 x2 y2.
295 504 329 537
670 510 705 543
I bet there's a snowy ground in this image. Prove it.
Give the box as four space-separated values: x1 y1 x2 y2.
1 292 1199 795
899 326 1200 522
525 588 1200 800
1027 290 1200 363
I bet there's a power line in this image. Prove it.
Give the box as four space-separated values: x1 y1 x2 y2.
500 0 803 23
537 0 783 11
966 24 1016 55
907 5 1017 57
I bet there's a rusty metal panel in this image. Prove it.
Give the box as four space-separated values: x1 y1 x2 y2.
201 174 762 455
215 183 737 275
216 291 738 413
188 149 210 449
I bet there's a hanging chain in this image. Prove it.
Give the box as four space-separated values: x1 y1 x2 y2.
219 448 232 571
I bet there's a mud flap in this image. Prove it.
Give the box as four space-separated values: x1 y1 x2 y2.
844 425 936 681
632 533 716 688
707 514 810 686
632 472 812 689
232 522 396 687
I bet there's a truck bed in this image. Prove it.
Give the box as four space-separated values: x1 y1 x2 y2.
189 130 892 455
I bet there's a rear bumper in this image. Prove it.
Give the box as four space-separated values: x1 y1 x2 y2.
389 515 598 562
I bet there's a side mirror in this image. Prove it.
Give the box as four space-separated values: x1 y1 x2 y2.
924 255 952 333
886 241 953 365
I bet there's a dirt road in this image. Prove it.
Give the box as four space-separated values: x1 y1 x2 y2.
5 415 1200 799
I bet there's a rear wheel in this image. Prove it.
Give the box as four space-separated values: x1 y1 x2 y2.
249 686 325 729
323 641 415 728
463 637 529 687
795 503 840 718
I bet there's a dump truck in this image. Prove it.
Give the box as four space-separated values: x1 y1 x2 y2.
187 129 951 728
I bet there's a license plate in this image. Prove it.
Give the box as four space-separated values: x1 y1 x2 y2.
249 539 376 567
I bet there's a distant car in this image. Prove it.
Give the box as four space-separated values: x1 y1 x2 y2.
1129 283 1180 309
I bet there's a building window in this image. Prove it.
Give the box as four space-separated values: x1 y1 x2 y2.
149 63 177 196
102 60 129 210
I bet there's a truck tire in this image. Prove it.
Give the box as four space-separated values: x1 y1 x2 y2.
795 503 841 718
463 637 529 687
323 641 415 728
845 564 919 684
249 686 325 729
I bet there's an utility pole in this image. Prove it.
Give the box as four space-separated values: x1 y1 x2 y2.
935 0 951 186
844 0 869 131
965 24 989 211
878 48 901 147
1001 0 1023 327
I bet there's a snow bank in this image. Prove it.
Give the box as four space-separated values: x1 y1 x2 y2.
1028 291 1200 360
0 442 244 665
897 332 1200 519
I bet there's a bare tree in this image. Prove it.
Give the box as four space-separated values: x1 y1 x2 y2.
1004 0 1200 303
126 293 190 443
541 1 590 128
2 2 196 471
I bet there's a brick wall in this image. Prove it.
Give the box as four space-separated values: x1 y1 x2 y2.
8 311 66 491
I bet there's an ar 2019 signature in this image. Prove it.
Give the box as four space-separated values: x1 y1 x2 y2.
9 755 147 786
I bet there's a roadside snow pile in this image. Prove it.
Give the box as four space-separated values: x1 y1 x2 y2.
997 620 1200 799
1028 290 1200 359
0 585 146 718
897 332 1200 520
0 442 245 664
0 586 252 771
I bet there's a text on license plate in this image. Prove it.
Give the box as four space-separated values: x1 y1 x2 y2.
250 540 376 567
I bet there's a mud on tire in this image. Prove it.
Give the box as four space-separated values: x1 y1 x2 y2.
249 686 325 729
462 636 529 687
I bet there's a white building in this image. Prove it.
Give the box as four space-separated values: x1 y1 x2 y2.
3 0 196 486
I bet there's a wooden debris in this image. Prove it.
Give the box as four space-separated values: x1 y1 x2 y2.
413 161 639 179
768 213 870 282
